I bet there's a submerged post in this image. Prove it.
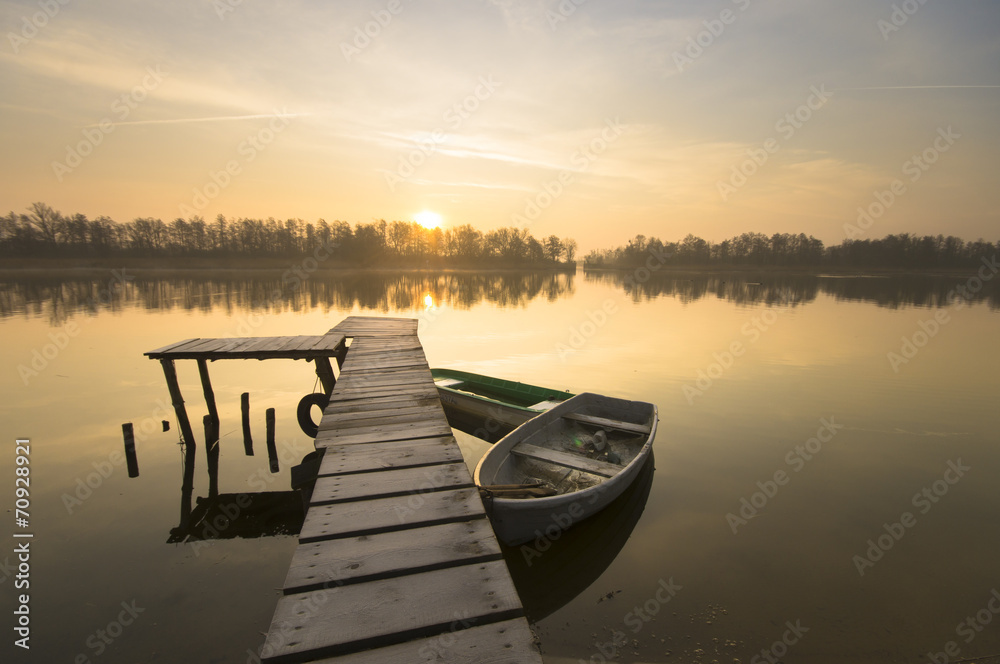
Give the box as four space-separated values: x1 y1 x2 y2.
266 407 278 473
241 392 253 456
204 414 219 498
160 359 196 448
121 422 139 478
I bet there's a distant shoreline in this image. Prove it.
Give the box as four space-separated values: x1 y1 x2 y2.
0 257 987 278
0 256 577 276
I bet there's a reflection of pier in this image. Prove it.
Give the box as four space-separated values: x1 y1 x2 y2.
146 316 541 663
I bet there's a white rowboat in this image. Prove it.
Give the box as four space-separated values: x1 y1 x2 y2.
474 392 657 546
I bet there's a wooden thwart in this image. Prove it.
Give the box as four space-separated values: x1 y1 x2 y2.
563 411 652 434
511 442 623 478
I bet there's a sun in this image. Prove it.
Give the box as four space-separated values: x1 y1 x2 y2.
415 210 442 230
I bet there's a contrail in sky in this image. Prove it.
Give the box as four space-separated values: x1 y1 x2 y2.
87 112 307 128
835 85 1000 91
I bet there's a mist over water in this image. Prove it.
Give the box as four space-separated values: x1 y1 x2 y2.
1 270 998 663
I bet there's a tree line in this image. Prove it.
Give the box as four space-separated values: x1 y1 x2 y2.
0 203 577 266
585 232 999 270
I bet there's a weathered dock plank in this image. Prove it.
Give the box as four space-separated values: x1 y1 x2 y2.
262 560 524 663
311 463 472 505
299 487 484 543
316 437 464 476
308 620 540 664
283 518 500 594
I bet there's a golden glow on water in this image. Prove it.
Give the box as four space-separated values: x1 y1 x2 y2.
1 272 999 662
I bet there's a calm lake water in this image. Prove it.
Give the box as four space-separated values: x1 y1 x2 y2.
1 269 998 664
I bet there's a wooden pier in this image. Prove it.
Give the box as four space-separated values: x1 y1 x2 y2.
147 316 542 663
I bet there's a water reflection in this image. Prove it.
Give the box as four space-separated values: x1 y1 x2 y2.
503 454 655 622
168 438 305 544
4 269 996 327
0 271 576 324
585 269 1000 309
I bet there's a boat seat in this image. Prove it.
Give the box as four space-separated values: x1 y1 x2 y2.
527 400 563 411
563 412 651 434
511 443 621 478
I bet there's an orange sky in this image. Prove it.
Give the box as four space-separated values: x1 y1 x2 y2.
1 0 998 251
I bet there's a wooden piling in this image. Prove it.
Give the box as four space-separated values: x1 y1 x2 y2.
121 422 139 478
241 392 253 456
197 359 220 427
266 407 278 473
313 357 336 395
160 359 196 448
205 415 220 498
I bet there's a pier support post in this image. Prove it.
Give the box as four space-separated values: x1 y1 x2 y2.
204 414 220 498
197 359 220 427
160 359 196 449
314 357 336 395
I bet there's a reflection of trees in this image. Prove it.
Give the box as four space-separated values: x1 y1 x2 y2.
0 272 576 325
584 271 999 310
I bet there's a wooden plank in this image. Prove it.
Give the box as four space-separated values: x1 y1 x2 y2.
315 422 454 447
261 560 523 663
317 437 463 476
510 442 623 478
283 519 501 594
317 407 445 432
311 463 471 505
322 395 440 414
307 619 541 664
145 337 198 356
563 412 651 434
330 385 438 401
299 487 484 542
